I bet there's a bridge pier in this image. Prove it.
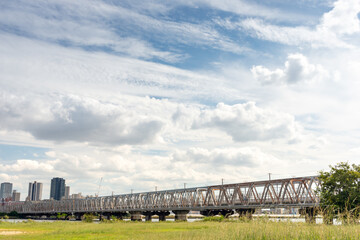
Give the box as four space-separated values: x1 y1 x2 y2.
130 211 142 221
155 211 170 221
142 211 153 221
74 213 84 221
236 209 255 220
173 210 189 221
300 207 318 224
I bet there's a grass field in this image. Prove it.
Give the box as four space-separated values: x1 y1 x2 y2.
0 219 359 240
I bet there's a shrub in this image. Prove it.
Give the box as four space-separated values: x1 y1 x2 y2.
82 213 96 223
202 216 225 222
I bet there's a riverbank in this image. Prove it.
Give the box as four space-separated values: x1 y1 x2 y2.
1 219 359 239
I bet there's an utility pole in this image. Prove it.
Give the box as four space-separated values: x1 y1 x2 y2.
268 173 271 181
221 178 224 186
184 183 186 189
131 189 133 194
155 186 157 192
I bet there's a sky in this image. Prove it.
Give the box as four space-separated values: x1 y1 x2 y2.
0 0 360 200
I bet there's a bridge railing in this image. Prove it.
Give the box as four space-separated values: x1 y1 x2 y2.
0 176 319 214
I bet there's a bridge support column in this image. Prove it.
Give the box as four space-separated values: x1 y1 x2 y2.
173 210 189 221
236 209 255 220
142 211 154 222
220 210 234 218
300 207 317 224
74 213 84 221
130 211 142 221
155 211 170 221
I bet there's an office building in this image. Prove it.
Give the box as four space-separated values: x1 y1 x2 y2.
65 186 70 199
50 177 65 200
12 190 21 202
0 182 13 199
28 181 43 201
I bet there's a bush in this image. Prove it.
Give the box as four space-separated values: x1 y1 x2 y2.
82 213 96 223
9 211 19 217
57 213 68 219
202 216 225 222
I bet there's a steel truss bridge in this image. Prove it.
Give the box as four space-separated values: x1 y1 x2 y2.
1 176 320 221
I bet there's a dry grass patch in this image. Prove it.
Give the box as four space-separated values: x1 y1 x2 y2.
0 229 26 235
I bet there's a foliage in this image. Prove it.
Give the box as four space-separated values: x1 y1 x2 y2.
9 210 19 217
202 216 225 222
57 213 68 219
318 162 360 223
82 213 96 223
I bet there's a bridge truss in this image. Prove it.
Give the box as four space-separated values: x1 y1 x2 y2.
1 176 320 215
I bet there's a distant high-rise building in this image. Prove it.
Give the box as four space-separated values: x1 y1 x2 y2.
28 181 43 201
50 177 65 200
65 186 70 199
12 190 21 202
0 182 13 199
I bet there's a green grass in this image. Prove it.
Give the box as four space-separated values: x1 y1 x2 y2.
0 219 359 240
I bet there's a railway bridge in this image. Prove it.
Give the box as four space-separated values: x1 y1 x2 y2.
0 176 320 222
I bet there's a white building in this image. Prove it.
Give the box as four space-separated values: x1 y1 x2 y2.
28 181 43 201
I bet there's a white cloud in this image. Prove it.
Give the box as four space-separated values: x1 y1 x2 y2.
0 87 307 146
319 0 360 35
0 159 54 173
172 147 276 168
236 0 360 48
0 92 164 145
0 145 284 197
160 0 311 22
193 102 302 142
0 0 187 63
0 0 247 60
251 53 329 85
239 18 349 48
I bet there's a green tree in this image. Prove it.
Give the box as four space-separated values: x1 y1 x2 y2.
319 162 360 223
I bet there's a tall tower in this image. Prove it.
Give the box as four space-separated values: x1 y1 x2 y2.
50 177 65 200
0 182 13 199
28 181 43 201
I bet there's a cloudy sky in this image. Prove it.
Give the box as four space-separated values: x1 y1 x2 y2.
1 0 360 199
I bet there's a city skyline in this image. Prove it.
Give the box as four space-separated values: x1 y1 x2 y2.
0 0 360 197
1 179 69 202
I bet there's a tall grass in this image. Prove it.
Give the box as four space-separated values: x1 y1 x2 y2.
0 219 359 239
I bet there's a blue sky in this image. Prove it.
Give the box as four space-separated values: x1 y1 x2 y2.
1 0 360 199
